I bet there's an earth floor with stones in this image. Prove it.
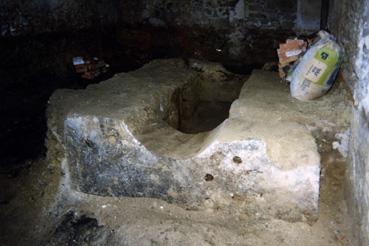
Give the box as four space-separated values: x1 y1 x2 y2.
0 148 355 245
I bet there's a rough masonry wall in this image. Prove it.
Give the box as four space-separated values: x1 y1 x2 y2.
0 0 313 71
117 0 304 66
296 0 321 31
120 0 297 28
0 0 119 37
328 0 369 245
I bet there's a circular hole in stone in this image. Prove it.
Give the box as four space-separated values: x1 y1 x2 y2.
204 174 214 181
233 156 242 164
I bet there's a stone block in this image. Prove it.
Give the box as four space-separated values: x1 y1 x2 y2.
47 59 321 222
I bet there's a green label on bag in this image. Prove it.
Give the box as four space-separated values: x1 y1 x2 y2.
312 47 339 85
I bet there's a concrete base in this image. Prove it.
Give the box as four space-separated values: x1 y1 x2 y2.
47 59 349 223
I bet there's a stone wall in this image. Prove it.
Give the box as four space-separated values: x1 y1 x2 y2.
1 0 322 37
328 0 369 245
0 0 119 37
296 0 321 31
116 0 321 66
0 0 322 67
119 0 297 29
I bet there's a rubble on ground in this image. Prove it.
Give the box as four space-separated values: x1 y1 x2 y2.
73 56 109 80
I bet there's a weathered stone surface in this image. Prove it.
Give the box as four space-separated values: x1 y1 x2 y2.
46 59 342 223
48 59 348 223
329 0 369 244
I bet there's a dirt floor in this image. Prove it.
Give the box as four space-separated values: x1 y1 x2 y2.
0 144 355 245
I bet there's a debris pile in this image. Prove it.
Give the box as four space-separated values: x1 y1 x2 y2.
73 57 109 80
277 39 307 78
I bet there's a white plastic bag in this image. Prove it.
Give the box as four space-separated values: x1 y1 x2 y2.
287 31 343 101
